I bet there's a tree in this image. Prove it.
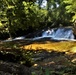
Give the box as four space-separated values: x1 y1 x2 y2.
36 0 71 27
63 0 76 21
0 0 46 38
0 0 73 39
46 0 72 27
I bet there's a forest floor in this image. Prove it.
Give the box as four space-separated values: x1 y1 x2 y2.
0 40 76 75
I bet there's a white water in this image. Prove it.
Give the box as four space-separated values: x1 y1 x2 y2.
51 28 74 39
42 29 54 37
3 27 75 42
33 27 75 41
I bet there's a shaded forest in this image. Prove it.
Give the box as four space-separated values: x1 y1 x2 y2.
0 0 76 75
0 0 76 39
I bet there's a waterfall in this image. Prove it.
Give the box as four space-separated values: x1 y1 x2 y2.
42 29 54 37
33 27 74 41
42 27 74 40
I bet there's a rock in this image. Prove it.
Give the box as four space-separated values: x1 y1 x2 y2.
0 61 31 75
71 58 76 63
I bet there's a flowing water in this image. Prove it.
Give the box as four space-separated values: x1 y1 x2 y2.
33 27 75 41
51 28 74 39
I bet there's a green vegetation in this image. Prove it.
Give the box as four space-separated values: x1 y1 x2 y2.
31 66 76 75
0 0 76 39
0 50 34 68
0 0 76 75
64 0 76 21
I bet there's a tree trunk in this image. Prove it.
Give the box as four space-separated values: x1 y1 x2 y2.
7 18 12 39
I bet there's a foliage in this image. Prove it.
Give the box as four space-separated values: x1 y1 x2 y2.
47 0 72 26
0 43 34 67
0 0 46 38
31 65 76 75
0 0 74 39
35 0 72 27
63 0 76 21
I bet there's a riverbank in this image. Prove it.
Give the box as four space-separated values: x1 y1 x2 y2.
0 40 76 75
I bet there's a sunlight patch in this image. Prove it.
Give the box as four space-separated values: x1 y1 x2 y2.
70 47 76 53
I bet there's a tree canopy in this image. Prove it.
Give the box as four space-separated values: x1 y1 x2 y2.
0 0 75 39
63 0 76 21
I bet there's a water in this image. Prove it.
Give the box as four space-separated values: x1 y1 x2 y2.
3 27 75 42
42 29 54 37
33 27 74 41
52 28 74 39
